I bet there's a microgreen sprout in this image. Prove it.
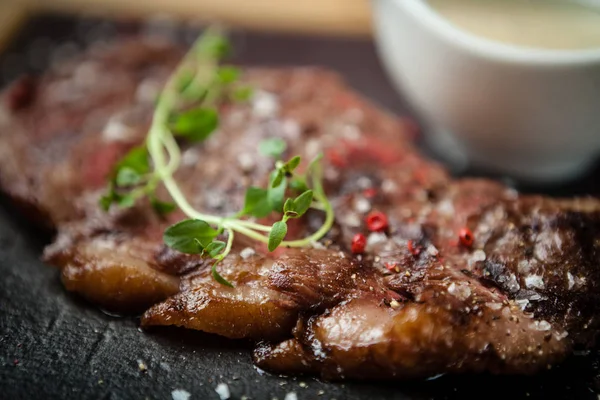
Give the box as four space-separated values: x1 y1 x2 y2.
101 29 334 287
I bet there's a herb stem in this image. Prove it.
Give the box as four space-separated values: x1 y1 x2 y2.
225 222 270 244
234 220 273 232
124 31 335 277
154 130 275 244
160 131 181 177
156 128 334 248
280 191 334 247
216 227 235 260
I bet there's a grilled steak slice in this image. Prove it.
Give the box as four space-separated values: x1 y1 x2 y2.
0 39 183 227
1 37 599 380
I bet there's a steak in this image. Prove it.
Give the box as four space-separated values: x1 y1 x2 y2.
0 37 599 380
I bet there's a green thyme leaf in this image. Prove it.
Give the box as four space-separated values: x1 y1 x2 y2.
292 190 313 218
268 171 287 212
205 240 226 258
196 31 232 59
177 69 195 93
285 156 301 172
259 138 287 158
231 86 253 102
99 192 114 211
283 198 298 219
180 84 208 102
268 221 288 252
217 66 240 84
211 262 234 288
115 167 141 187
117 194 135 208
283 198 294 214
150 196 176 217
271 169 284 188
117 146 150 175
99 181 118 211
170 108 219 142
163 219 219 254
282 190 313 219
242 187 271 218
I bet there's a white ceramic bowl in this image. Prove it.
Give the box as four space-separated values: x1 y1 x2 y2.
372 0 600 182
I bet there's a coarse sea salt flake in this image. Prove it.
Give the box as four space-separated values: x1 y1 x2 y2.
472 250 486 262
447 283 471 300
525 274 545 290
324 167 339 181
240 247 256 260
342 124 361 140
485 302 502 310
518 259 531 274
366 232 387 249
281 119 301 139
567 272 575 290
506 274 520 292
381 179 397 194
426 245 439 256
102 118 135 142
353 197 371 213
341 212 361 228
181 148 200 166
437 199 454 216
215 383 231 400
237 153 255 172
310 241 326 250
531 320 552 331
356 176 372 189
252 91 279 119
171 389 191 400
527 293 544 301
555 331 569 340
515 299 529 310
136 78 161 103
74 61 99 88
93 237 118 251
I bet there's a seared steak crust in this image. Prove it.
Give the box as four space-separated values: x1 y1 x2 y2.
0 37 599 380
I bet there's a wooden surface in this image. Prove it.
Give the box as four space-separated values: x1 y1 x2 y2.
1 0 373 39
0 2 28 50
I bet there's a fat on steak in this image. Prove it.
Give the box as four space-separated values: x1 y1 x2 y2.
0 37 599 380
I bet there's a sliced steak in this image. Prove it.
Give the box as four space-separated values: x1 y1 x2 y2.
0 37 599 380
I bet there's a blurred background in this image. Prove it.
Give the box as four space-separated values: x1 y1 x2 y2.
0 0 372 43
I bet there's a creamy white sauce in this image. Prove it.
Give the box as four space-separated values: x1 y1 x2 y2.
428 0 600 50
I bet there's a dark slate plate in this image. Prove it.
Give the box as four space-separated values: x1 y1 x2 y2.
1 14 599 400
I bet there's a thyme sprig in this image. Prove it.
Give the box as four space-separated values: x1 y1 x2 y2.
101 30 334 286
